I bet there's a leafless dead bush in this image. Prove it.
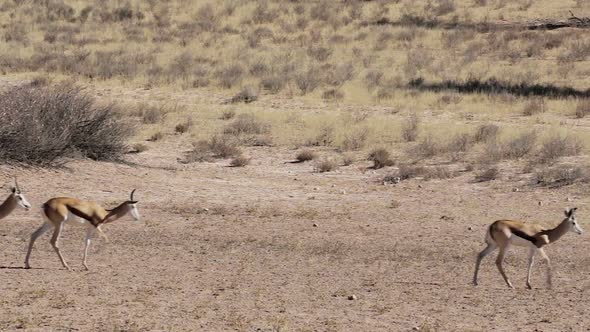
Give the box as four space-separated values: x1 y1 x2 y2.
575 99 590 118
220 109 236 120
314 158 338 172
397 164 425 180
296 149 317 162
473 124 500 143
307 125 334 147
412 135 443 159
324 62 355 87
423 166 456 180
147 132 163 142
322 89 344 101
228 86 258 104
260 74 287 94
536 135 583 164
534 165 588 187
295 67 322 95
136 103 169 124
209 134 241 158
342 128 368 151
364 70 383 91
505 131 537 159
252 2 276 24
175 117 193 134
224 114 270 136
196 3 219 32
478 140 505 165
368 148 395 169
401 114 420 142
230 155 250 167
0 83 132 165
522 98 546 116
307 46 333 62
447 133 473 153
218 64 244 89
474 167 499 182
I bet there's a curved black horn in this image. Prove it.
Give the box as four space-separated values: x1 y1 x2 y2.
130 189 136 201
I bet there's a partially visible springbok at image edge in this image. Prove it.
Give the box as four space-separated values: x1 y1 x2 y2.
24 189 140 271
0 177 31 218
473 208 582 289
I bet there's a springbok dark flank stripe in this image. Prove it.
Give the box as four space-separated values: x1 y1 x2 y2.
509 227 539 246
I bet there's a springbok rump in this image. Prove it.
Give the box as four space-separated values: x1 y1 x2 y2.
24 189 140 271
473 208 582 289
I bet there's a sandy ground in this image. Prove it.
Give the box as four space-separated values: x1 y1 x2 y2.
0 141 589 332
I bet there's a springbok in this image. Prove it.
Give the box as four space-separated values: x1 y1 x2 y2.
24 189 140 271
0 177 31 218
473 208 582 289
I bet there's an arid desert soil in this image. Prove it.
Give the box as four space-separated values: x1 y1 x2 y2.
0 141 589 332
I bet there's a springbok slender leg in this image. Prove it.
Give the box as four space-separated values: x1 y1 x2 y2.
526 247 536 289
49 221 70 270
538 248 552 288
24 222 52 269
473 243 497 285
96 225 109 243
495 244 514 288
82 226 96 271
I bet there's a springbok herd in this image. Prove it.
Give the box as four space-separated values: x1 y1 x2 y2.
0 178 582 289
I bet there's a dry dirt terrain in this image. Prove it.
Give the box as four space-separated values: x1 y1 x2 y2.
0 92 589 332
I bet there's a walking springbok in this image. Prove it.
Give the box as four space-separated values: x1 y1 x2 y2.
473 208 582 289
24 189 140 271
0 177 31 218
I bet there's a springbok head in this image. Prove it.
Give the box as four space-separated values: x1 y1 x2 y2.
565 207 582 235
11 177 31 211
103 189 140 223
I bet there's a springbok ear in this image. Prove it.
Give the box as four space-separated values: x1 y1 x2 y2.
129 201 138 205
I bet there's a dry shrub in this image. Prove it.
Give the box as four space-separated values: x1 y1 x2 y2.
220 109 236 120
175 117 193 134
324 63 355 87
296 149 317 162
536 135 583 164
575 99 590 118
534 165 588 187
474 167 499 182
447 133 473 153
423 166 456 180
131 143 148 153
342 154 354 166
230 155 250 167
412 135 443 159
138 103 167 124
342 128 368 151
147 132 163 142
364 70 383 91
223 114 271 146
307 46 333 62
224 114 270 136
0 83 132 165
208 134 241 158
218 64 244 89
228 86 258 104
307 125 334 147
505 131 537 159
260 74 286 94
473 124 500 143
322 89 344 101
196 3 219 32
368 148 395 169
478 140 505 165
401 114 420 142
397 164 425 180
314 158 338 172
295 67 321 95
522 98 546 116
